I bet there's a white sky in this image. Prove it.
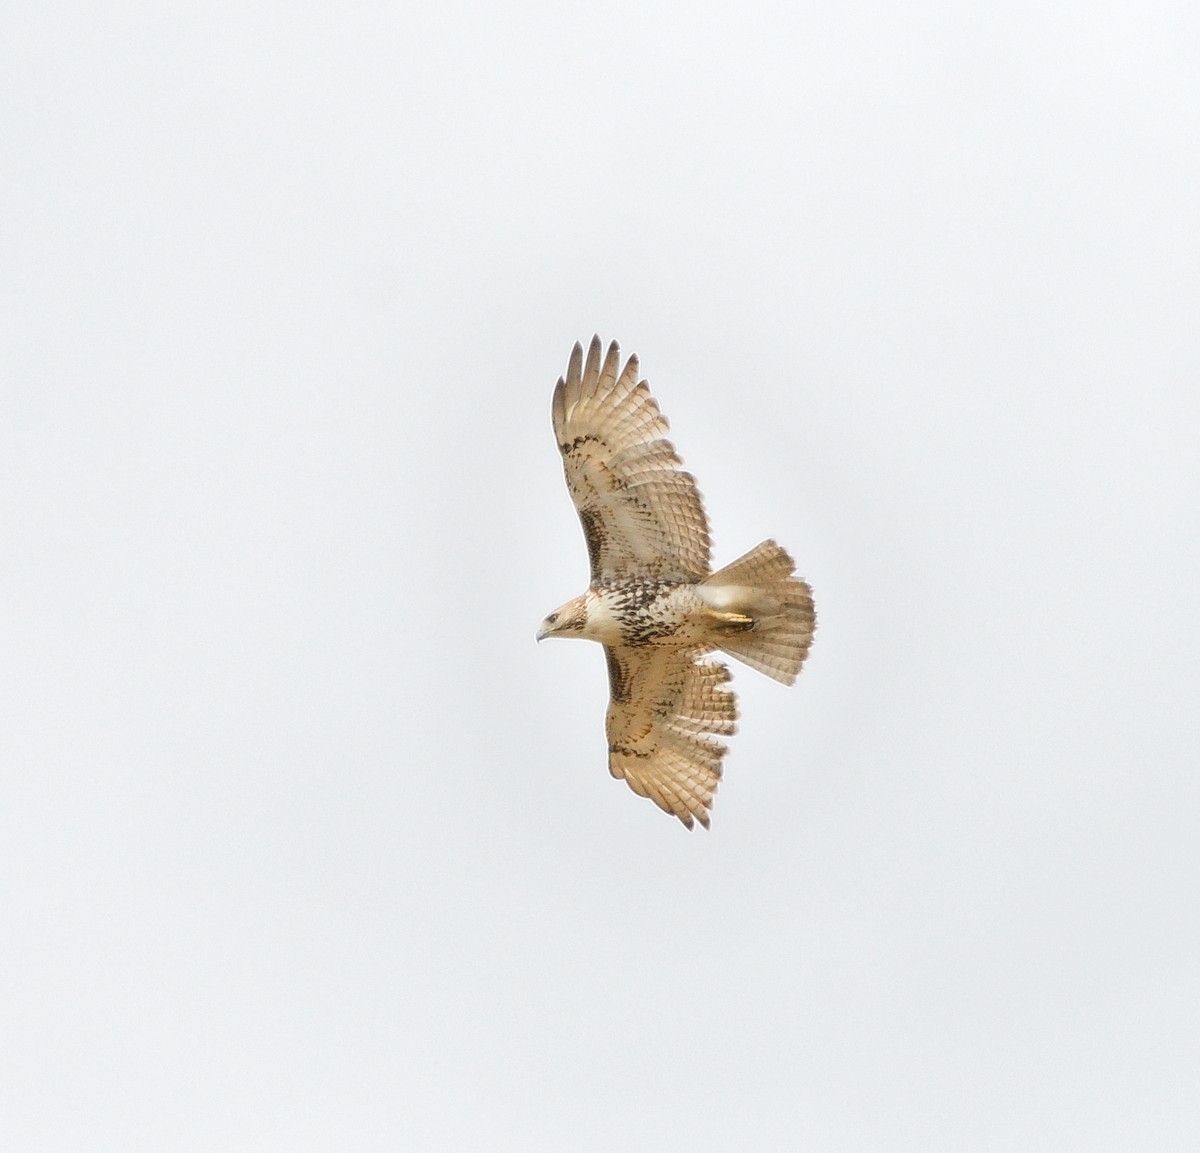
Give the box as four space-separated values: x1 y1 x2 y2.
3 2 1198 1150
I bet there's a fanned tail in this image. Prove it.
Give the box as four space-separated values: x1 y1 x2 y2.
699 540 815 685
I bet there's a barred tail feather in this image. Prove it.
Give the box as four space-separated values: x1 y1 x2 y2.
699 540 816 685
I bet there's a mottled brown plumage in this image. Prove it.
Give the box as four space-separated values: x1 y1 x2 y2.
539 337 815 829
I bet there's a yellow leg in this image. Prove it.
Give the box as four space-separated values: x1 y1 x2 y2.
705 609 757 634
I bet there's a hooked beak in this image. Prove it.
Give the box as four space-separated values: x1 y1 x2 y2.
536 621 551 643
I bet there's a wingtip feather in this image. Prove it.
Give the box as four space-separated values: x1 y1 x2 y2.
599 339 621 396
582 334 604 398
551 377 566 429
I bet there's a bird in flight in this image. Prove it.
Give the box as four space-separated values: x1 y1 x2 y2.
538 336 815 828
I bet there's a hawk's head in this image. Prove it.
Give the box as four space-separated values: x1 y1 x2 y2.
536 594 589 642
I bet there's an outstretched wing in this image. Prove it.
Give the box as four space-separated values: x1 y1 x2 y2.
553 336 711 584
604 645 738 829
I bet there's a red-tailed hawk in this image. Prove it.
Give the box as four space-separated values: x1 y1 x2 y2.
538 336 815 829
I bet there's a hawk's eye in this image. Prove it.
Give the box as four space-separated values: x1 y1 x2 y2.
547 613 559 624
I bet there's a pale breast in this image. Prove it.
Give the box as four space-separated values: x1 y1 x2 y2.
593 580 703 648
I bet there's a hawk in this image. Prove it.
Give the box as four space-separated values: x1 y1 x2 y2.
538 336 815 829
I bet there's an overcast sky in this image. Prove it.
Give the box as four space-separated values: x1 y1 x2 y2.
3 2 1198 1150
